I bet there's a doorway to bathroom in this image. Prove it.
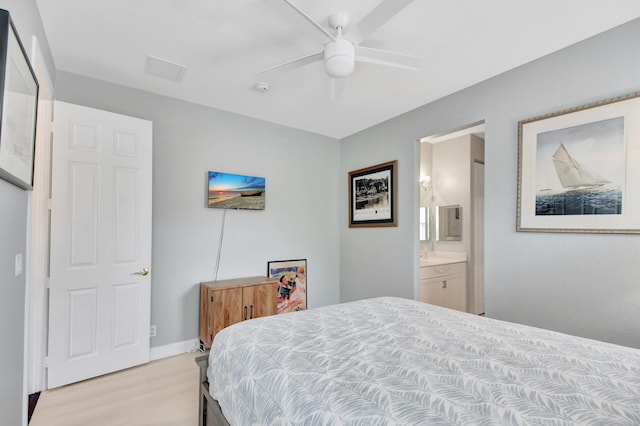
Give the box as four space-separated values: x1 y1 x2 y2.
420 121 485 314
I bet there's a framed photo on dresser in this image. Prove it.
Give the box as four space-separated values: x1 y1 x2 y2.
267 259 307 314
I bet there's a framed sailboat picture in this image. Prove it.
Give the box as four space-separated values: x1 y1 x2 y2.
517 91 640 233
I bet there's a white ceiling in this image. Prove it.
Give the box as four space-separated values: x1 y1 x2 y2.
36 0 640 139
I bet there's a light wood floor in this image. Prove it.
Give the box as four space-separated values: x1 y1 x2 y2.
30 352 200 426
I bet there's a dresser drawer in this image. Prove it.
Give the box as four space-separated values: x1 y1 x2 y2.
420 262 466 279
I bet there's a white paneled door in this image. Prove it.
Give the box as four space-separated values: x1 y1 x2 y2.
48 102 152 388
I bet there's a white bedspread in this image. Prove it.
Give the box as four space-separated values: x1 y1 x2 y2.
207 297 640 425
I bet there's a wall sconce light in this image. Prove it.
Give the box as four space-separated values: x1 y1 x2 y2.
419 176 431 192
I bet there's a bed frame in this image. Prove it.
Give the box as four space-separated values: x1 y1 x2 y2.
195 353 230 426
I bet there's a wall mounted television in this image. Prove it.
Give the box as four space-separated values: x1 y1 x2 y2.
207 171 265 210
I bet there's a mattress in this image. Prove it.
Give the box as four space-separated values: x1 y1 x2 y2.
207 297 640 425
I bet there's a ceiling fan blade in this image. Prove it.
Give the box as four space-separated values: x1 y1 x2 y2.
257 51 324 76
260 0 335 44
330 77 346 100
355 45 422 71
353 0 415 44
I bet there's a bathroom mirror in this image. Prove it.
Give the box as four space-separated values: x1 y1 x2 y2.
436 205 462 241
419 207 429 241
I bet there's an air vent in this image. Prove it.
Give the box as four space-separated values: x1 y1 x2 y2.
144 55 186 82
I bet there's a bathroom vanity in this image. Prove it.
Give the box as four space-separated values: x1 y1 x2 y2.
419 253 467 312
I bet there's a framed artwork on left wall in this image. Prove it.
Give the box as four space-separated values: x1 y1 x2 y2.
0 9 39 190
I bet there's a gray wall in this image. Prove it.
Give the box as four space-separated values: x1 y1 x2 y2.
55 72 341 347
341 18 640 348
4 9 640 426
340 116 423 302
0 0 53 423
0 184 28 424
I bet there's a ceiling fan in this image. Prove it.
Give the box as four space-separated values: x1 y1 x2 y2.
257 0 422 91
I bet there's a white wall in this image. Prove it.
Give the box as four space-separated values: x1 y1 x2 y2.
419 142 433 251
341 18 640 349
431 136 470 254
55 72 341 347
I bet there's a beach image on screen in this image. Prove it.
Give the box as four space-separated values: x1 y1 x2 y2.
207 171 265 210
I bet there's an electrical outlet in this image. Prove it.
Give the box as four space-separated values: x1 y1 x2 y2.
149 325 157 337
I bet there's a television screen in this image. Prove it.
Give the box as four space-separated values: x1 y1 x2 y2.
207 171 265 210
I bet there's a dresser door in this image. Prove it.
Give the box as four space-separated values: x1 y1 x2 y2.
244 283 279 319
212 288 243 338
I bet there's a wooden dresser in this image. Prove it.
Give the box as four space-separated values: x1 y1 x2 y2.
199 276 279 348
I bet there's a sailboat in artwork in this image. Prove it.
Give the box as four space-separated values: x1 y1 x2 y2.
552 143 610 190
536 143 622 216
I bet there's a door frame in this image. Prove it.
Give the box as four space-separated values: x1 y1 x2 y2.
24 36 54 402
472 160 485 314
417 121 485 312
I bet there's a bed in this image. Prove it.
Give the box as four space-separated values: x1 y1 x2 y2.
196 297 640 425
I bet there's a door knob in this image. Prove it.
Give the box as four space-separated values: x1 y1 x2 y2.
132 268 149 276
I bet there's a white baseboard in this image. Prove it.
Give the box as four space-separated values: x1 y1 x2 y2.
150 338 200 361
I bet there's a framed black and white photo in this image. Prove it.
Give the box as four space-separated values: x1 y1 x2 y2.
349 160 397 228
517 92 640 233
0 9 39 190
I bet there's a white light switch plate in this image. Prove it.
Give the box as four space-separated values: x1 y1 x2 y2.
15 253 23 276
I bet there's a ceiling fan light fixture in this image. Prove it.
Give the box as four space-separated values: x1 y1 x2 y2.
324 39 355 78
